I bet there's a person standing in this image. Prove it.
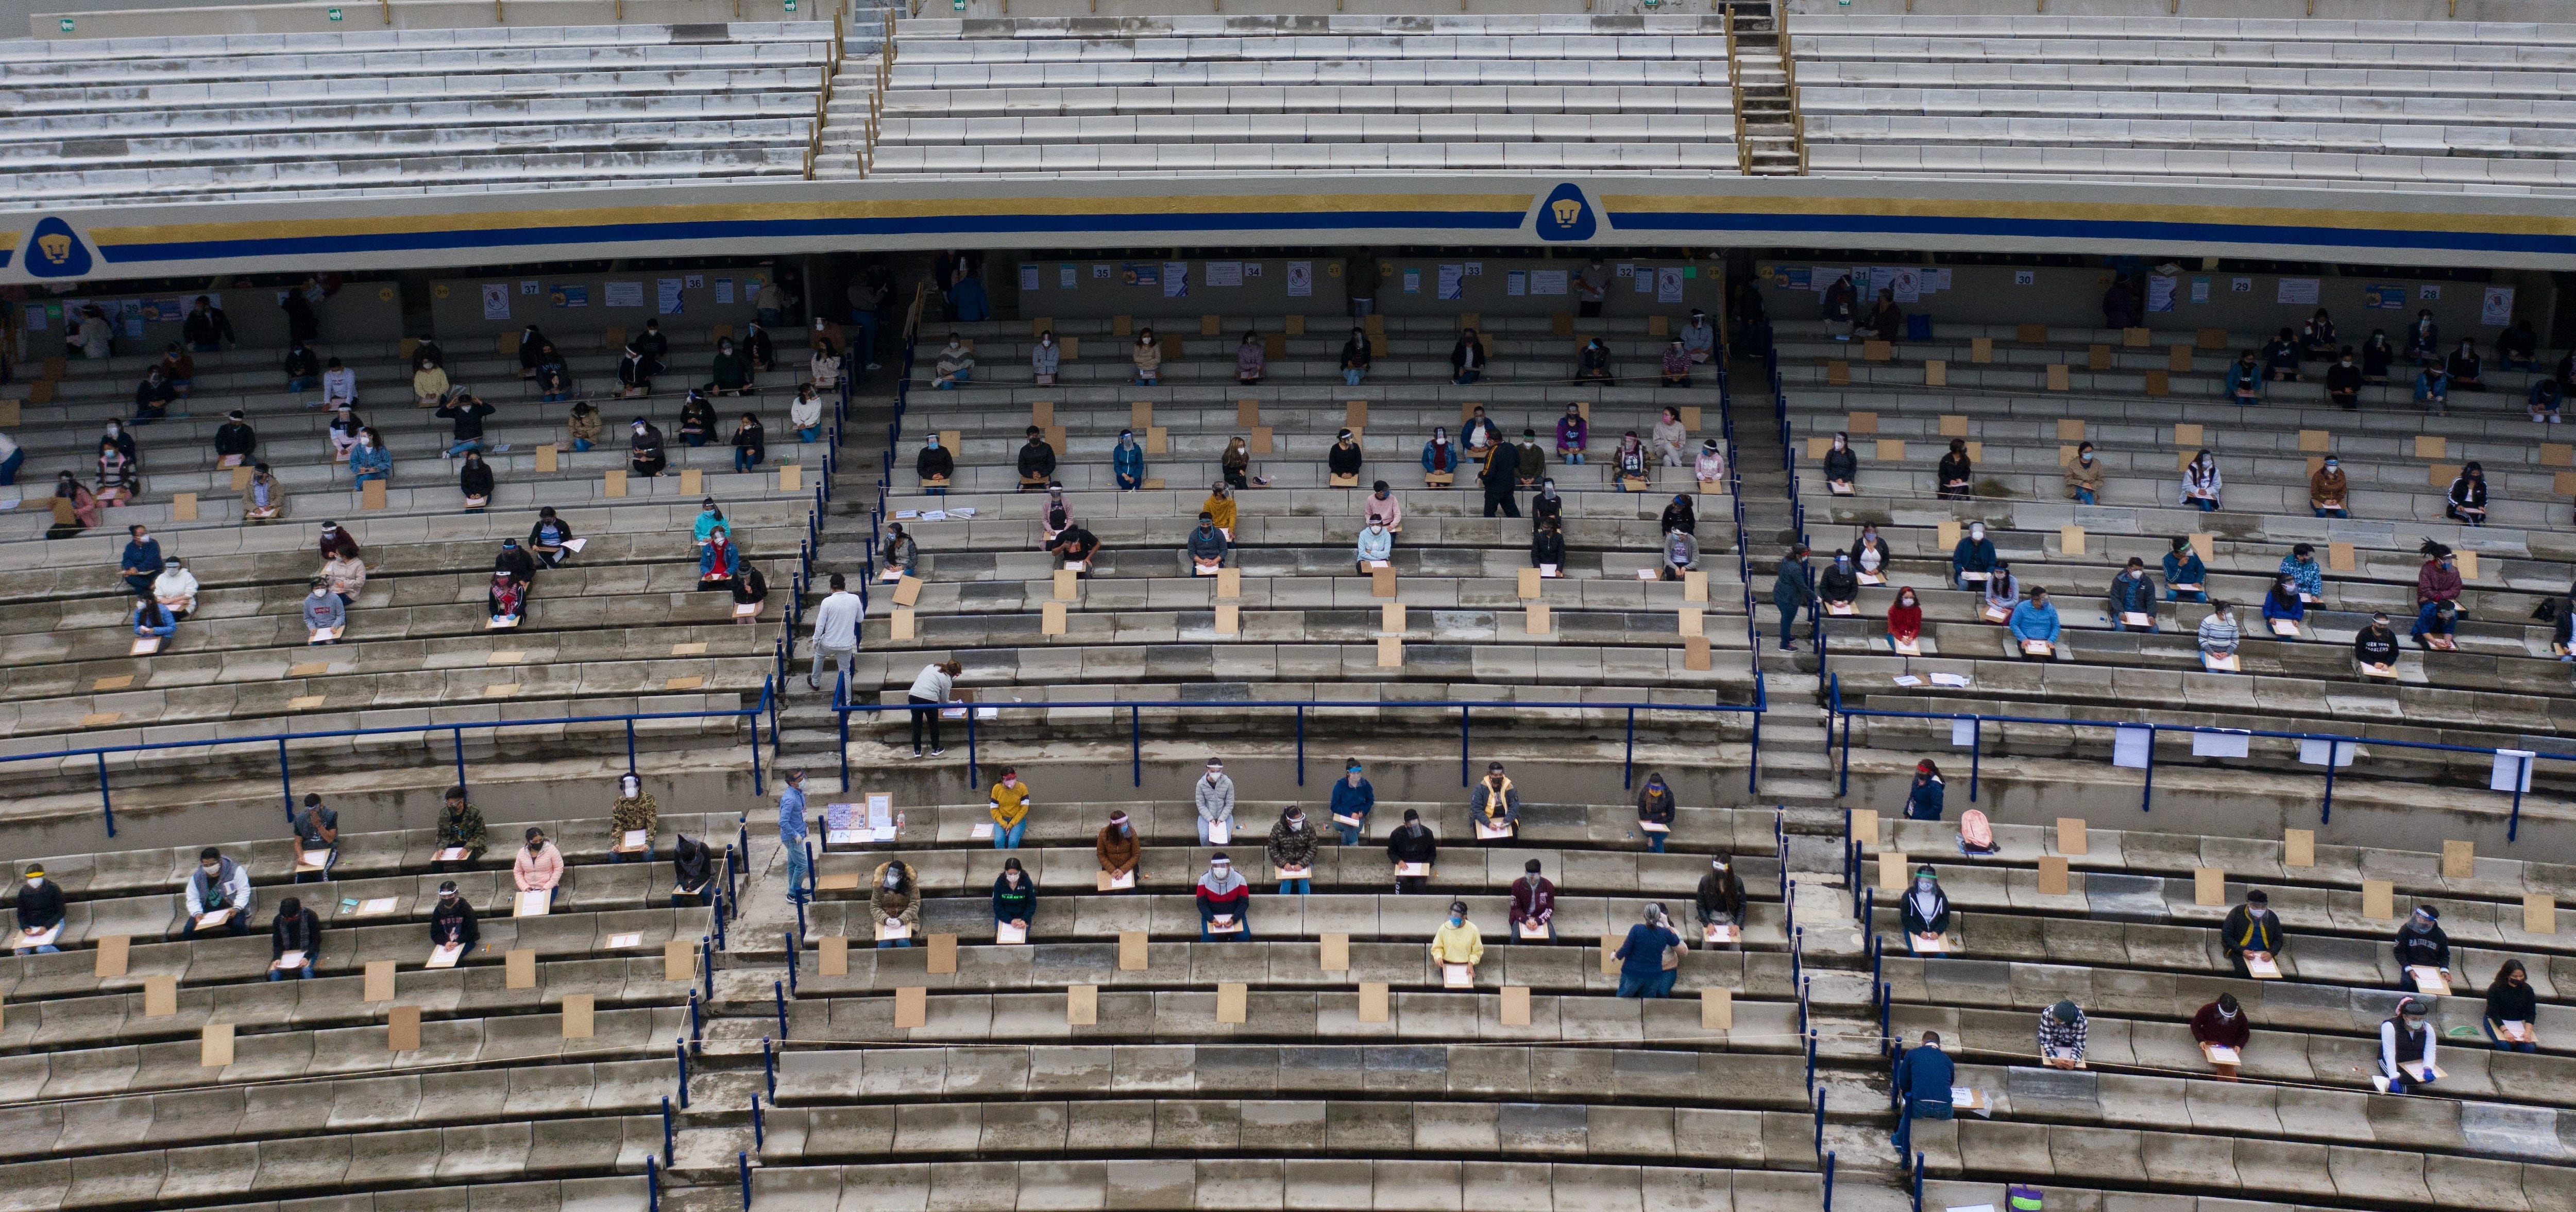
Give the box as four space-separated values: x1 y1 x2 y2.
807 574 861 693
1902 761 1946 822
779 769 811 905
1891 1032 1955 1145
1771 545 1812 652
907 659 959 758
1478 442 1520 519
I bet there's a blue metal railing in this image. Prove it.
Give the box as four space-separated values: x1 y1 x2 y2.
1828 672 2564 841
7 680 772 837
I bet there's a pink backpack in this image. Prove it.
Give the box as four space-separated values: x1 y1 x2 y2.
1959 809 1998 854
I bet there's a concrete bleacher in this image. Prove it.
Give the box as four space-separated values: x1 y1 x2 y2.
848 14 1741 176
0 21 835 201
1793 15 2576 192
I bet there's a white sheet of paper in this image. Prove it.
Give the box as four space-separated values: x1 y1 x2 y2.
275 950 306 969
607 932 644 948
2112 725 2153 769
1276 865 1310 879
2204 1044 2241 1064
2121 612 2152 627
360 897 398 915
1704 923 1737 944
1929 673 1971 687
2190 731 2251 759
2245 954 2281 979
1951 718 1977 747
1635 567 1658 580
1443 963 1474 988
622 830 648 850
433 848 465 862
877 921 911 941
1892 675 1924 686
1332 814 1362 828
516 889 550 917
1475 819 1513 839
1958 571 1988 583
1396 862 1431 877
1893 641 1921 657
2408 966 2450 995
1107 870 1136 890
997 921 1027 945
2022 640 2053 656
301 849 332 867
1951 1087 1975 1105
1519 921 1550 940
1539 564 1559 577
2494 750 2537 793
559 538 586 553
1208 821 1231 845
21 924 61 948
427 944 463 968
197 909 233 928
971 822 995 839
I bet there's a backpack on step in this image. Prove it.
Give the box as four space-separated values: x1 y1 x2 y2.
1959 809 1998 855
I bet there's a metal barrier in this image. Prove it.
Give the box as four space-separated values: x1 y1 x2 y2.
1827 672 2565 840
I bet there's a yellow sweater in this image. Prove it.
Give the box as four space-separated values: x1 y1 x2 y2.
1430 919 1484 966
1201 495 1238 531
989 782 1031 828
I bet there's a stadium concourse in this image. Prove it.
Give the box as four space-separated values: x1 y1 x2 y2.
8 2 2576 1212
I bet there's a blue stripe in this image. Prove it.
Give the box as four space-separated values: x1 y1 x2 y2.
100 208 1529 265
1612 210 2576 257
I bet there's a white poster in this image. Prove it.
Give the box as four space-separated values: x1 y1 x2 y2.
1162 262 1188 298
2189 277 2210 304
1402 268 1421 295
1019 264 1040 292
1925 268 1952 291
2146 275 2177 313
481 283 511 321
715 278 735 304
2189 730 2249 759
2297 738 2357 767
1285 261 1312 298
1657 267 1686 304
656 278 685 315
1059 264 1076 289
1950 718 1977 747
1633 268 1654 294
1436 264 1464 301
1506 271 1528 297
2111 725 2153 769
1205 261 1243 288
2276 278 2321 306
2493 749 2536 793
1530 270 1569 296
2482 285 2516 327
1887 267 1919 305
604 281 645 308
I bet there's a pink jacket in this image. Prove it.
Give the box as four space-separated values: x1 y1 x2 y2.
513 843 564 891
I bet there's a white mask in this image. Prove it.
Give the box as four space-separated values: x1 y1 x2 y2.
23 877 39 888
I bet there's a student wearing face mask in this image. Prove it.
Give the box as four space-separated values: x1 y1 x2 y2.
1817 551 1859 615
2063 442 2102 504
1900 864 1951 952
1822 431 1857 494
432 785 486 872
1329 762 1374 845
673 834 715 907
1365 482 1403 531
1031 330 1060 387
992 858 1037 937
1936 438 1973 499
1902 761 1945 822
268 896 320 981
1387 809 1437 893
709 338 754 395
988 767 1032 849
2485 959 2540 1052
12 866 63 953
1531 517 1567 574
2161 536 2208 603
1096 812 1141 886
2190 993 2251 1079
183 847 253 938
1340 326 1372 386
871 858 921 947
1194 759 1236 845
1510 859 1556 939
1949 522 1994 592
1661 526 1701 582
1470 762 1519 841
1886 586 1923 650
1356 516 1394 573
629 418 668 478
1695 855 1747 945
1431 900 1484 972
1613 903 1684 998
2107 558 2158 632
1113 430 1145 491
1635 772 1676 853
1421 427 1456 478
2446 461 2489 526
1267 807 1317 895
2219 889 2283 978
514 827 563 910
2393 904 2451 991
1528 477 1562 528
2380 997 2437 1093
916 432 954 494
2326 345 2363 409
1195 854 1252 939
790 385 823 443
610 773 657 861
1695 439 1729 489
291 793 339 883
1515 429 1547 486
429 880 479 955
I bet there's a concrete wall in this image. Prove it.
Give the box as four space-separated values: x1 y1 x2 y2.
1754 261 2553 341
990 254 1351 324
1373 254 1727 318
424 264 788 345
27 0 837 39
19 280 402 357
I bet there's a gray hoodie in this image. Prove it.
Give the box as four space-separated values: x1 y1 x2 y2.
1194 772 1236 825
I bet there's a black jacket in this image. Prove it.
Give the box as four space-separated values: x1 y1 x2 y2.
1018 440 1056 480
1529 492 1562 526
2220 905 2282 957
1659 501 1696 536
1531 529 1565 568
917 445 955 480
2354 626 2399 665
283 346 321 380
214 422 258 458
429 896 479 952
1386 823 1437 866
182 307 234 346
271 905 321 960
1823 445 1858 482
494 545 538 583
674 834 713 891
734 422 766 464
2326 362 2363 395
529 516 575 549
437 399 494 441
1818 563 1859 603
2392 919 2450 970
1937 452 1972 487
459 461 494 499
1328 441 1364 476
14 880 64 932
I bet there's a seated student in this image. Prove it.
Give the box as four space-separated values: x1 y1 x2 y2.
2362 329 2396 381
733 413 767 473
1531 517 1567 573
1612 431 1649 489
2008 585 2060 656
677 393 718 447
2162 536 2208 603
302 579 346 640
2353 611 2400 673
1979 560 2020 620
536 349 573 403
1365 482 1403 531
699 526 741 583
2063 443 2102 504
1634 771 1676 853
457 450 495 510
788 385 823 445
1096 811 1141 886
1863 289 1904 341
157 345 196 398
987 767 1033 849
1355 517 1395 573
267 897 320 981
12 864 63 954
487 569 527 624
2039 1000 2089 1069
1902 760 1945 821
1431 900 1485 975
1516 429 1548 486
1529 478 1563 528
1132 329 1162 386
283 341 321 395
1555 405 1589 464
1891 1032 1957 1144
883 522 918 576
2326 346 2363 409
1017 426 1057 489
412 356 450 408
291 793 339 883
672 833 715 907
1042 484 1076 543
618 341 660 398
526 507 574 568
2446 338 2484 390
931 334 973 389
1660 493 1697 538
2300 308 2338 357
182 847 253 938
1194 854 1252 939
96 441 139 504
213 410 258 466
2557 596 2576 662
2261 327 2301 381
2499 318 2540 369
2197 599 2242 663
1660 338 1692 387
2180 450 2221 511
1935 439 1972 499
2380 997 2437 1094
242 463 287 521
1340 326 1372 386
2485 959 2540 1052
608 772 657 862
2260 578 2304 634
1265 806 1317 895
2106 558 2158 632
1235 331 1265 384
153 558 198 618
327 405 366 462
1450 328 1487 385
2393 904 2451 991
2416 598 2461 651
1470 762 1520 839
429 879 479 955
1327 429 1365 483
131 590 177 642
1823 427 1865 491
1695 437 1730 489
1045 521 1099 576
1849 524 1888 584
629 419 669 477
2531 375 2562 423
1420 428 1458 480
493 538 537 600
1328 761 1375 845
915 432 953 493
2446 461 2488 526
1652 407 1689 466
729 565 767 622
1510 858 1557 937
744 320 778 374
706 338 754 396
2190 994 2251 1078
1886 586 1923 650
1817 552 1860 614
1899 864 1951 951
1386 809 1438 893
1659 527 1700 581
513 827 564 908
1112 430 1145 491
2224 350 2263 403
1028 330 1059 386
992 858 1038 935
1612 904 1684 999
1187 512 1228 572
2414 362 2450 414
2279 543 2323 601
132 367 177 422
432 786 487 872
2219 888 2283 978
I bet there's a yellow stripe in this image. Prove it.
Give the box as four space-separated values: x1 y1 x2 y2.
1600 194 2576 237
91 192 1534 247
